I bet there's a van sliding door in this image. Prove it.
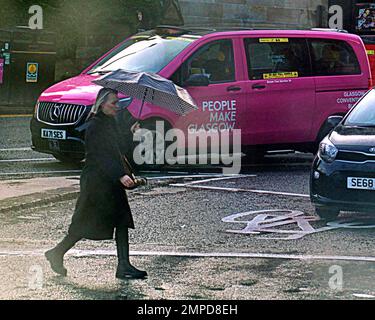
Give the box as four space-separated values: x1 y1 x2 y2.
242 37 315 145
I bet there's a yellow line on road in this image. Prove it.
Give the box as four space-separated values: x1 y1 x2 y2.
0 114 32 118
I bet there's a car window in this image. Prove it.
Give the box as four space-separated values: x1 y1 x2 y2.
309 39 361 76
184 40 235 84
345 89 375 126
88 35 196 74
244 38 311 80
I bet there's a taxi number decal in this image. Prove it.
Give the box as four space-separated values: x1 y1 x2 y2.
263 72 299 79
259 38 289 43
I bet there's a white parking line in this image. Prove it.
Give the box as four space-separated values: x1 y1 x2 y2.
181 175 256 186
170 183 309 198
0 158 55 163
0 148 31 152
145 174 231 181
0 170 82 176
0 172 230 180
0 249 375 263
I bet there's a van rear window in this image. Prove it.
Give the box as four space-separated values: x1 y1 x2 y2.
309 39 361 76
244 38 311 80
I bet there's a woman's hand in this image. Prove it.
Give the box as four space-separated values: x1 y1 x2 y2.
120 175 135 189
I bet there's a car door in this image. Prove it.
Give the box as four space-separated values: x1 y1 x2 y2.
240 36 316 146
172 37 247 146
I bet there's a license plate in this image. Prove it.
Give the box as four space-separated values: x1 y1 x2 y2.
41 129 66 140
347 177 375 190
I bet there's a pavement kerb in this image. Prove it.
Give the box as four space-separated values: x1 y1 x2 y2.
0 179 174 214
0 187 80 214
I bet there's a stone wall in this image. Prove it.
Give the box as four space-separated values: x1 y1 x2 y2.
179 0 329 29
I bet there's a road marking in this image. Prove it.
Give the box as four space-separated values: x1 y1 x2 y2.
0 158 55 163
222 210 375 240
1 249 375 263
0 172 232 180
0 170 82 176
181 175 256 186
142 174 231 180
170 183 309 198
0 148 31 152
353 294 375 299
0 114 32 118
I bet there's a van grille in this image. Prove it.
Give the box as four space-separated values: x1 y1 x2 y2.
37 102 87 125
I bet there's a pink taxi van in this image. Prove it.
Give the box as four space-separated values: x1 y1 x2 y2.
30 27 372 163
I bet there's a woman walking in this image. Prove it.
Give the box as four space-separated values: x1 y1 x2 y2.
45 88 147 280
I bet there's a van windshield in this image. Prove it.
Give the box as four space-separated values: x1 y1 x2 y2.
345 89 375 127
87 35 197 74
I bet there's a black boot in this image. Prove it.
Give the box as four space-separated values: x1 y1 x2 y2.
115 227 147 280
45 234 81 276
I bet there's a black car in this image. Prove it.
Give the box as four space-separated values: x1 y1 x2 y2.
311 89 375 220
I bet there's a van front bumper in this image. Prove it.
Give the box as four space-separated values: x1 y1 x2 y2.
30 117 85 158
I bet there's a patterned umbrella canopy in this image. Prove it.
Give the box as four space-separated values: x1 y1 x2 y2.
92 69 198 117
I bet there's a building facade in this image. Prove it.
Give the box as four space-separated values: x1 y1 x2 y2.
178 0 329 29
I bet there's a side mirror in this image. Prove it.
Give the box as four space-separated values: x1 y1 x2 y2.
327 115 344 129
184 74 210 87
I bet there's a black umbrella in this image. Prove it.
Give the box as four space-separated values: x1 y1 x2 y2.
92 69 198 118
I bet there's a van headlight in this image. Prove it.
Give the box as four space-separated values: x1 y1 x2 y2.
318 138 338 163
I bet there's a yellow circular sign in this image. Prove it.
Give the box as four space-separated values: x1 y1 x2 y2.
28 64 37 74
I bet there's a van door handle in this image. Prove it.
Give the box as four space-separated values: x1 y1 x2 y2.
227 86 242 92
252 84 266 90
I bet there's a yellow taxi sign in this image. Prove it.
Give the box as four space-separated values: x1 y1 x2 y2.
259 38 289 43
367 50 375 55
263 72 299 79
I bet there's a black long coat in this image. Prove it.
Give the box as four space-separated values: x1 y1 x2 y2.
68 111 134 240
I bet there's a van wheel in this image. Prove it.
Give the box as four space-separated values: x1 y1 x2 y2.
243 149 265 164
135 119 172 169
315 207 340 221
53 153 84 165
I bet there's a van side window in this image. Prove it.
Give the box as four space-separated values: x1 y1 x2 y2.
309 40 361 76
185 40 235 84
244 38 311 80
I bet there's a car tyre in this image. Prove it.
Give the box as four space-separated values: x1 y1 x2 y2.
315 207 340 221
135 119 172 170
